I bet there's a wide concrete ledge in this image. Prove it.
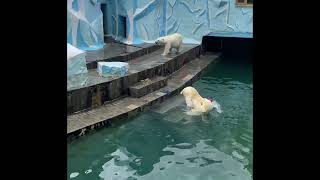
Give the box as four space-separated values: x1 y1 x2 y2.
67 44 200 115
85 42 161 69
67 53 221 140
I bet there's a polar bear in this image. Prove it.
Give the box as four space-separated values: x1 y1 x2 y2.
155 33 183 56
180 86 222 114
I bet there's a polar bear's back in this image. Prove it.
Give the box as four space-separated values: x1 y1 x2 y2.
165 33 183 48
180 86 199 98
171 33 182 38
170 33 183 42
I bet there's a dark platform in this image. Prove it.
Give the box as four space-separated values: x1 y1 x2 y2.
85 42 161 69
67 36 224 139
67 44 201 115
206 32 253 39
67 53 220 139
129 76 168 98
202 32 253 60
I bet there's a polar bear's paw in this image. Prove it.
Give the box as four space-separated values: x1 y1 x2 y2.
176 48 181 54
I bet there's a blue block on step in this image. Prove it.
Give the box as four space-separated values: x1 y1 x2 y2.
97 62 129 77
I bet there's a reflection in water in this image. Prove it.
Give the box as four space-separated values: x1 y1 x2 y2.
67 60 252 180
99 140 252 180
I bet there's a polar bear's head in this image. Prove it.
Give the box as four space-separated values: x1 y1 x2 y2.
155 37 166 45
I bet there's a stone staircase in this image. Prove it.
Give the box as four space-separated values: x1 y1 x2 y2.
129 76 168 98
67 42 221 140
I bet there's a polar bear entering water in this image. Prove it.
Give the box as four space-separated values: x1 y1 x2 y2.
155 33 183 56
180 86 222 115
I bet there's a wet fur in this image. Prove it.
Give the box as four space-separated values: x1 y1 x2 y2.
180 86 212 114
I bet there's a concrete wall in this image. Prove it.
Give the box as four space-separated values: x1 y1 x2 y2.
67 0 105 50
67 0 253 49
101 0 253 44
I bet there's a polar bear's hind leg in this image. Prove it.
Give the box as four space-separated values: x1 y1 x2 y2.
176 46 180 54
176 38 182 54
176 42 182 53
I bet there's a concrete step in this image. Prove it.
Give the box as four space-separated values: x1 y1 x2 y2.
67 53 221 140
67 44 201 115
129 76 168 98
85 42 161 69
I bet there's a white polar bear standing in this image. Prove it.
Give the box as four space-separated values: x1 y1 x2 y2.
155 33 183 56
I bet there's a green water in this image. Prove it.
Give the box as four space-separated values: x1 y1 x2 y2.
67 58 253 180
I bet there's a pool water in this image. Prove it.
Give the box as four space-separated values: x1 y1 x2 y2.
67 57 253 180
